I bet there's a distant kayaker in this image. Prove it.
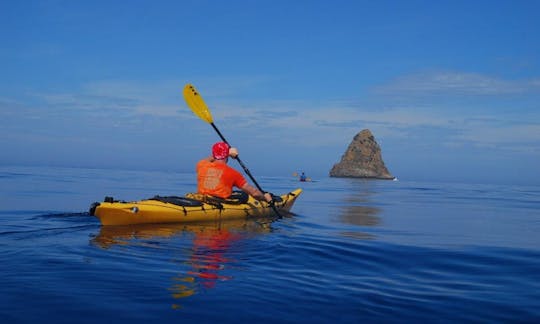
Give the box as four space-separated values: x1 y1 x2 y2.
299 172 307 182
197 142 272 202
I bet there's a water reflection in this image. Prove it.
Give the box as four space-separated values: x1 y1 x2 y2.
338 180 382 238
340 205 380 227
170 225 241 309
92 218 273 309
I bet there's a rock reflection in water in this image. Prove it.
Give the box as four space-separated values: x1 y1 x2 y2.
341 205 380 227
339 180 382 239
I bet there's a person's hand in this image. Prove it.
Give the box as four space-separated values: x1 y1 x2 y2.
229 147 238 159
263 192 273 202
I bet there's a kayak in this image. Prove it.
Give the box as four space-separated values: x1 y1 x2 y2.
89 188 302 226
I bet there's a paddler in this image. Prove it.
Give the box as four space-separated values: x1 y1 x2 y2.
197 142 272 202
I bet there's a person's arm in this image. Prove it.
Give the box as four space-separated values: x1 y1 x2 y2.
230 148 272 202
240 183 272 202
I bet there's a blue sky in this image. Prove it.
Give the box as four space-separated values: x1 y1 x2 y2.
1 0 539 185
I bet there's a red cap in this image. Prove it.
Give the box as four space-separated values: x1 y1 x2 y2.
212 142 230 160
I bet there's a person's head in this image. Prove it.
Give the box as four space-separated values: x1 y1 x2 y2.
212 142 230 160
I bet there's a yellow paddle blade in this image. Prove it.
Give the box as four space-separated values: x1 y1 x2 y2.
183 84 214 123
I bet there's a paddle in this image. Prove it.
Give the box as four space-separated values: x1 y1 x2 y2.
182 84 282 218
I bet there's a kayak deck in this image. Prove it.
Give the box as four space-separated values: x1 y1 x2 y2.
90 188 302 226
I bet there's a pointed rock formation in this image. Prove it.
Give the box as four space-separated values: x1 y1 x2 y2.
330 129 395 179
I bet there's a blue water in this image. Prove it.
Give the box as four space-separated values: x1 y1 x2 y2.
1 166 539 323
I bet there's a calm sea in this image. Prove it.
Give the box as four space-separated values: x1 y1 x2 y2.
1 165 539 323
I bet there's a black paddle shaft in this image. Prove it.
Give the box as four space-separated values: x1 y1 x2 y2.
210 122 281 216
211 122 265 192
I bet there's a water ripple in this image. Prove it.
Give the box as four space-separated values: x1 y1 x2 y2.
2 167 540 322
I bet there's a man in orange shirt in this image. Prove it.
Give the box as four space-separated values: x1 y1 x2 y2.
197 142 272 202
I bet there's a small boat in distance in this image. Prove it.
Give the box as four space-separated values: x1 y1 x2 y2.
293 171 312 182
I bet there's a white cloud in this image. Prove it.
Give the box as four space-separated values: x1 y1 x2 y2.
453 123 540 149
277 104 539 154
3 75 539 156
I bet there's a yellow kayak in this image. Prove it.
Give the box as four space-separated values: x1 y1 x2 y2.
90 188 302 226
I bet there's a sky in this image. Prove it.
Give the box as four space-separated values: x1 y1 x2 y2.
1 0 539 185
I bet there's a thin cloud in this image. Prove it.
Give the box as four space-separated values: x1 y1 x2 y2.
454 122 540 146
234 101 540 154
3 77 539 157
375 71 540 96
39 93 139 111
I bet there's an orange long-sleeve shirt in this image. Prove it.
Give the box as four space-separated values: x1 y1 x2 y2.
196 160 247 198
